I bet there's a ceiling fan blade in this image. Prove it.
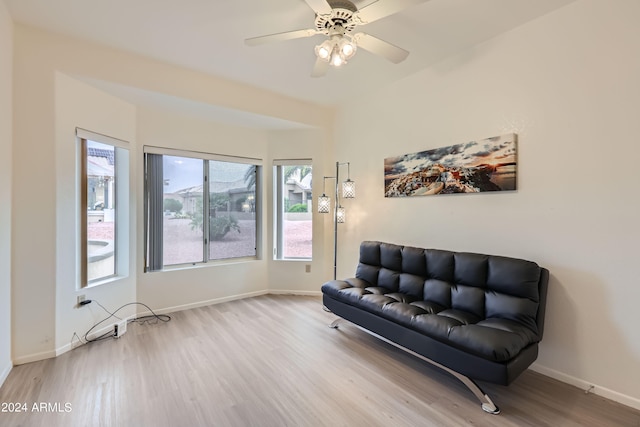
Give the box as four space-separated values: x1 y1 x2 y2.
303 0 333 15
353 33 409 63
245 29 319 46
311 57 330 78
356 0 429 24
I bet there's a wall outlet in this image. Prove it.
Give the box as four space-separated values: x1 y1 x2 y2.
114 320 127 338
76 295 86 307
305 264 311 273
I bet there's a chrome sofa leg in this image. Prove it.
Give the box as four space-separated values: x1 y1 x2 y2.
329 318 341 329
457 376 500 414
331 319 501 414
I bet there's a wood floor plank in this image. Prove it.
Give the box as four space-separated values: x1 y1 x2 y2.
0 295 638 426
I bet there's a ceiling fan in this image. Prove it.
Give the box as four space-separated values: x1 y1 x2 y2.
245 0 428 77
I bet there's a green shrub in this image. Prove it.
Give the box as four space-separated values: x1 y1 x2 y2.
210 216 240 241
287 203 308 213
163 198 183 213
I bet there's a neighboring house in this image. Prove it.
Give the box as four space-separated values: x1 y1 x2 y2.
165 178 255 214
165 173 310 216
285 172 312 209
87 147 115 220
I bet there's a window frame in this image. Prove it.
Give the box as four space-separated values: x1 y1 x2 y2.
273 160 313 261
144 146 262 272
78 128 130 288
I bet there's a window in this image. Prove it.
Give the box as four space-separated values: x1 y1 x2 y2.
145 147 260 271
161 155 204 265
79 129 130 287
274 162 312 260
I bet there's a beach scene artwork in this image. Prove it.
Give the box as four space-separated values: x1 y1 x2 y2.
384 134 517 197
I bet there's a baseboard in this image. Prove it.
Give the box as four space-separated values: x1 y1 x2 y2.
133 290 320 318
530 363 640 411
0 360 12 387
13 348 57 366
55 319 133 358
268 289 322 297
136 289 270 317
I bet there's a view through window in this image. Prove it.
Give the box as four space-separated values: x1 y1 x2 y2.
274 163 312 260
146 150 259 270
85 140 117 283
209 160 257 261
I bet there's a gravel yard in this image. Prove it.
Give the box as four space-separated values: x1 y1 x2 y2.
88 217 312 265
282 220 312 259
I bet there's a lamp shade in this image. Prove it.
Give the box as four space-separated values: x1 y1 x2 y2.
314 40 332 61
336 206 346 223
318 194 331 213
342 179 355 199
330 50 344 67
339 38 357 60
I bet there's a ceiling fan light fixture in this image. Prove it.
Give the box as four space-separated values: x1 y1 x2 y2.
314 40 332 61
330 50 345 67
247 0 415 77
339 38 357 59
316 33 358 67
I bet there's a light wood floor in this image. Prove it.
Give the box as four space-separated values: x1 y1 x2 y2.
1 295 638 427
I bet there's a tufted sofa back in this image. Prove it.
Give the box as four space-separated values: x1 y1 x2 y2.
355 241 549 339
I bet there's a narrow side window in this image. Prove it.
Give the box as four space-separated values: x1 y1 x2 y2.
274 163 312 260
81 139 116 285
79 129 129 287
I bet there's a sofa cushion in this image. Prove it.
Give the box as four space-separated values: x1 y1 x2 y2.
398 273 424 298
401 245 427 276
454 252 489 287
446 319 539 362
425 249 455 282
378 267 400 291
380 242 403 271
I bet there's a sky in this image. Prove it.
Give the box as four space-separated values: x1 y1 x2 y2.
163 156 252 193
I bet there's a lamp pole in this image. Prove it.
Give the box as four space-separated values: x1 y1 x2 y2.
319 162 354 280
333 161 340 280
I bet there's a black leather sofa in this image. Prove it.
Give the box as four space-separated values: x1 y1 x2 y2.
321 241 549 414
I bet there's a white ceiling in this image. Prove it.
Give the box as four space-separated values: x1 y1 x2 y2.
4 0 576 108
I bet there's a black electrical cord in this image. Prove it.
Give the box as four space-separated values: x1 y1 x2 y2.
94 299 123 320
83 301 171 343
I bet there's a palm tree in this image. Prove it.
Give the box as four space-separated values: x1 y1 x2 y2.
244 165 257 189
284 165 311 184
244 165 312 189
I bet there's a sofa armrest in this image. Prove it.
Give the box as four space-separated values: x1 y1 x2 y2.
321 278 370 298
536 268 550 340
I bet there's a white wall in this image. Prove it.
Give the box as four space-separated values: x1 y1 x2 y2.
0 0 13 385
13 39 138 362
54 73 137 354
11 24 333 363
334 0 640 409
12 24 57 362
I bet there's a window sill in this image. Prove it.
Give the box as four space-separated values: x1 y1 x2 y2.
85 274 129 289
147 257 261 273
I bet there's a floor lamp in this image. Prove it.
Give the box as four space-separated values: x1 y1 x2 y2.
318 162 356 280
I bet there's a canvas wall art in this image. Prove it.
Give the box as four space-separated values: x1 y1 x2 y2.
384 133 517 197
